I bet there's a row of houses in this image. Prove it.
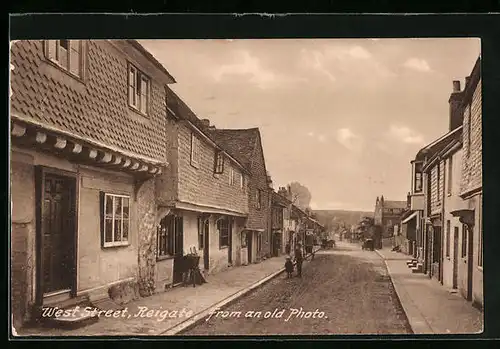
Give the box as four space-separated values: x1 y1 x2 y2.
9 39 324 328
397 56 483 310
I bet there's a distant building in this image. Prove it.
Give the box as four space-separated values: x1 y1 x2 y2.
374 196 408 238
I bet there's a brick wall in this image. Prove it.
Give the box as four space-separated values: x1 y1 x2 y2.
246 136 272 257
176 123 248 213
461 79 482 197
10 40 168 162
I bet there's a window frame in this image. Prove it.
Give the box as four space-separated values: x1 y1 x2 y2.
241 231 247 248
44 40 84 79
466 103 472 157
100 192 131 248
127 63 151 116
190 133 201 168
257 232 263 253
436 163 441 204
447 157 453 196
461 224 468 258
256 189 262 210
478 208 483 268
157 215 182 259
414 162 423 194
214 151 224 174
446 220 451 258
218 217 230 249
229 167 235 186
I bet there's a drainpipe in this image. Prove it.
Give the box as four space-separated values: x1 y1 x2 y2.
440 156 446 285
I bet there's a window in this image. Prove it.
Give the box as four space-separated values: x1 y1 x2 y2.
190 133 201 168
256 190 262 210
157 215 182 258
257 232 262 253
466 104 472 156
461 224 468 258
240 172 244 189
229 168 235 185
128 64 150 115
447 158 453 196
218 217 231 248
241 231 247 248
478 208 483 267
198 217 204 250
45 40 83 78
101 193 130 247
436 163 441 202
214 151 224 174
414 162 423 193
446 220 451 258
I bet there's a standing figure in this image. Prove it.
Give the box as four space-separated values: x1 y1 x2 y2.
284 256 294 278
294 243 304 277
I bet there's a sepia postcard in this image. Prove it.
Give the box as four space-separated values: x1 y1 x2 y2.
9 35 483 337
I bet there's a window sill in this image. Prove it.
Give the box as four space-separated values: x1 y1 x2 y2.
190 161 200 169
102 241 130 249
219 246 228 250
128 105 149 118
157 255 174 261
213 173 222 178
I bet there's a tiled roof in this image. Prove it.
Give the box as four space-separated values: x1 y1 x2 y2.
10 40 173 162
206 128 260 170
384 201 407 209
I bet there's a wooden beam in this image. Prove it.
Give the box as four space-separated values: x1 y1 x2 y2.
98 152 113 164
11 123 26 137
130 162 140 171
88 149 98 160
112 155 123 165
35 132 47 144
122 159 131 168
138 164 148 172
54 137 67 150
70 142 82 154
149 167 158 174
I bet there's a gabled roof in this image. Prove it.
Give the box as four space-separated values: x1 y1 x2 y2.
414 126 462 162
207 128 261 170
128 40 176 84
422 128 462 172
383 201 407 209
272 191 292 207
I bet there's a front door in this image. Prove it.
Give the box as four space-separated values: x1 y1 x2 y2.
247 232 253 263
453 227 459 289
37 170 76 302
172 216 184 285
203 219 209 270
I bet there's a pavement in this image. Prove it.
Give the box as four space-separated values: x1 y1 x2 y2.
17 247 320 337
375 247 484 334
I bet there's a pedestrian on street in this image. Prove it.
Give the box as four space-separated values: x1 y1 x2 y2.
294 243 304 278
284 256 294 278
305 232 314 260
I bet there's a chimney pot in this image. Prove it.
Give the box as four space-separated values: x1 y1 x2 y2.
201 119 210 127
465 76 471 88
452 80 461 92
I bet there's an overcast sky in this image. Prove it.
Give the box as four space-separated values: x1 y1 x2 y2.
140 38 481 212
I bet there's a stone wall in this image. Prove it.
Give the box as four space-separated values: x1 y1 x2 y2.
136 178 158 297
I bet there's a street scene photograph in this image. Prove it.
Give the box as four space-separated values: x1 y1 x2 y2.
10 37 483 336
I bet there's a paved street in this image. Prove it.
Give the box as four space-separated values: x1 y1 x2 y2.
184 242 411 335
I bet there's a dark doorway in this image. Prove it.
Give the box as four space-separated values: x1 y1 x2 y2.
466 224 474 301
36 168 77 304
272 232 281 257
247 232 253 264
172 216 184 285
203 219 209 270
453 227 459 289
228 218 233 265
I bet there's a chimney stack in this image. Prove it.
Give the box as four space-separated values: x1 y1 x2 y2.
449 80 465 132
201 119 210 128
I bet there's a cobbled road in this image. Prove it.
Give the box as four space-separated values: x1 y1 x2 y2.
184 242 412 335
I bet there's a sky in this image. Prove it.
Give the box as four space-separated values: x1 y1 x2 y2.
140 38 481 212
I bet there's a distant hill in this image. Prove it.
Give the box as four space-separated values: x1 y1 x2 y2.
313 209 374 230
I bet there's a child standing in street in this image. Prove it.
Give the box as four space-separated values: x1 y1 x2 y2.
294 243 304 278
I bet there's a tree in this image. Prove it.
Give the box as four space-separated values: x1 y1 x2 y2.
287 182 312 210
